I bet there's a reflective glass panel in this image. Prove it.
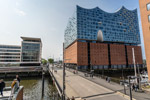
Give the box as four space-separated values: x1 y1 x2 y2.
147 3 150 11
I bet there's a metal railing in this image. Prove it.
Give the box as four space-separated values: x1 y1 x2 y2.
48 66 62 97
0 67 42 73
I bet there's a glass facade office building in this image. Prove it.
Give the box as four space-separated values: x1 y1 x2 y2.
64 6 143 70
22 43 40 62
64 6 141 48
0 45 21 63
0 37 42 66
21 37 42 66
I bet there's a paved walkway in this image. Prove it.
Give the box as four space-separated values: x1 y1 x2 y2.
0 90 11 98
50 66 128 100
67 68 150 100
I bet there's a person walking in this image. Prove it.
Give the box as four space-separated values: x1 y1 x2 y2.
107 77 111 83
132 84 135 91
0 79 5 96
135 84 138 92
109 77 111 83
16 75 21 83
0 79 2 96
106 76 108 82
73 70 75 74
11 79 19 94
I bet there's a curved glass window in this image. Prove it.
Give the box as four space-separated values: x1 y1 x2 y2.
147 3 150 11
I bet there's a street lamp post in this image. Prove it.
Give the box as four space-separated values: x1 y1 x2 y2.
137 63 141 90
122 66 126 94
123 77 126 94
62 43 65 100
62 59 71 100
51 60 54 76
62 43 71 100
102 66 104 78
62 62 65 100
132 48 137 83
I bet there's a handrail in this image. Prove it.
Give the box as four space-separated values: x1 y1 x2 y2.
12 86 24 100
48 67 62 96
0 86 23 100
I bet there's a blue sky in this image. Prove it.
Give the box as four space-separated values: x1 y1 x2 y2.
0 0 145 60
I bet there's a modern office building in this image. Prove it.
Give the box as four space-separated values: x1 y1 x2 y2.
64 6 143 70
0 37 42 66
0 45 21 64
20 37 42 66
139 0 150 80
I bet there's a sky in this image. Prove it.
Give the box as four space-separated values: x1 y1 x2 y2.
0 0 145 60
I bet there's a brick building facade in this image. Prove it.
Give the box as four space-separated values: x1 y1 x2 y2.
64 41 143 69
139 0 150 79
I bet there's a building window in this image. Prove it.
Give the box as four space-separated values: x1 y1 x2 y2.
149 15 150 22
147 3 150 11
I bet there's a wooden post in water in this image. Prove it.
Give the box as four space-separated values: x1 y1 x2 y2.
41 70 45 100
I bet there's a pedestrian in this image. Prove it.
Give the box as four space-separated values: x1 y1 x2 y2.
84 73 87 77
107 77 110 83
76 70 78 74
135 84 138 92
71 96 75 100
90 71 91 77
73 70 75 74
91 73 93 78
16 75 21 83
137 84 139 90
0 79 2 96
11 79 19 94
109 77 111 83
0 79 5 96
132 84 135 91
106 76 108 82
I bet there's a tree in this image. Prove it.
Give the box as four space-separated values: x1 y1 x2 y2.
143 59 146 67
48 58 54 64
41 58 48 65
59 60 63 64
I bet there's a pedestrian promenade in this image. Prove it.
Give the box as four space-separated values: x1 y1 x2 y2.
67 68 150 100
50 66 128 100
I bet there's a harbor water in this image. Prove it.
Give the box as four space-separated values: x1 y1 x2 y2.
5 77 58 100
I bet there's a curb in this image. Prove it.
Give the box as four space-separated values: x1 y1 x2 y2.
116 91 136 100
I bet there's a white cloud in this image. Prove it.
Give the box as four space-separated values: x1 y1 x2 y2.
15 8 26 16
16 2 20 6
